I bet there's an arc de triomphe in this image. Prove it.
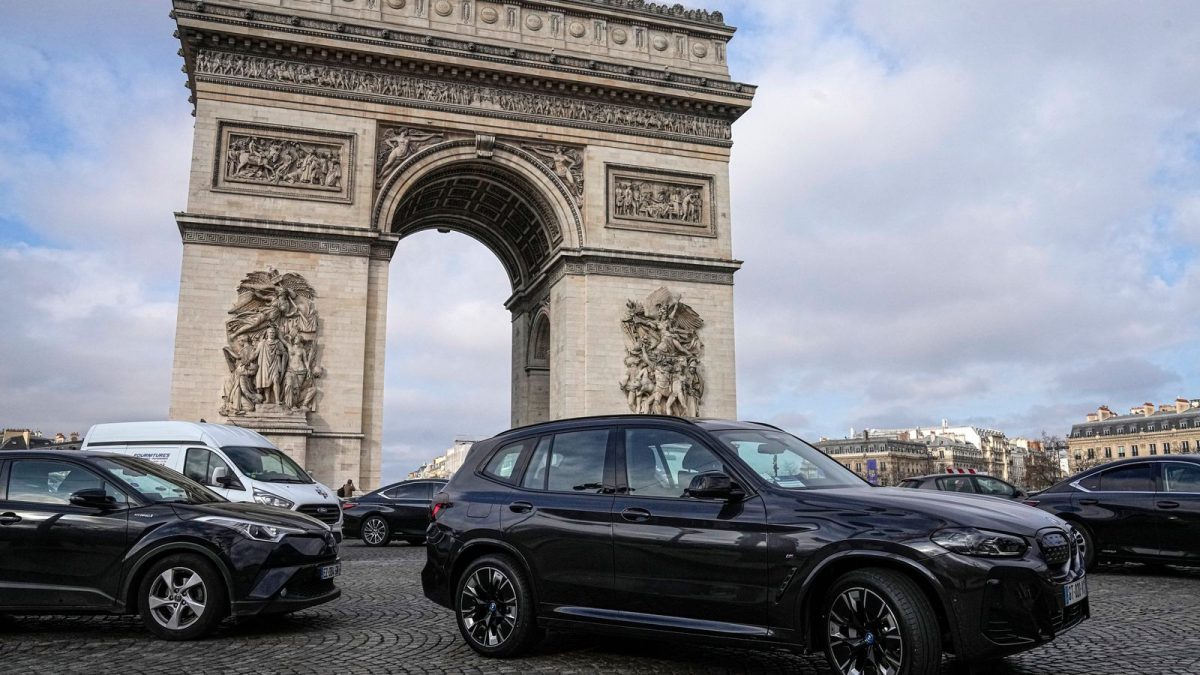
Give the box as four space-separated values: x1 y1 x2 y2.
167 0 755 488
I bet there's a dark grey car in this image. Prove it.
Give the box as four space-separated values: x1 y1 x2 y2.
898 473 1028 500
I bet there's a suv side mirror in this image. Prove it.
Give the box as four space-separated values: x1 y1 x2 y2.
70 488 117 510
685 472 744 501
1013 489 1027 500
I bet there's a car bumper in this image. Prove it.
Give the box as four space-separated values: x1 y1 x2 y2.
927 552 1089 660
232 558 342 617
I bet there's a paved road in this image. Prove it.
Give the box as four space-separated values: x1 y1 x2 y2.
2 543 1199 675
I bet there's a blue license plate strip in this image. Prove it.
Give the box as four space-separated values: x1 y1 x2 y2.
319 563 341 580
1062 577 1087 606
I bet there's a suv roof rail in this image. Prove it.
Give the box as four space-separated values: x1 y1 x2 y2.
743 420 784 432
497 413 701 437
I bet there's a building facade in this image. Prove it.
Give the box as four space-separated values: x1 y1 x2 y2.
409 439 476 480
1066 399 1200 474
868 422 1014 480
816 437 934 486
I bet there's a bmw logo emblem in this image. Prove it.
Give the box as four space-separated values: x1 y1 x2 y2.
865 632 875 645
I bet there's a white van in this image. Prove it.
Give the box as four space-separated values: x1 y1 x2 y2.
81 421 342 539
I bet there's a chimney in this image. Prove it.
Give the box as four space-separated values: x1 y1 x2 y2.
1086 413 1098 422
1177 398 1189 413
1097 406 1115 421
1143 402 1156 416
1160 403 1174 413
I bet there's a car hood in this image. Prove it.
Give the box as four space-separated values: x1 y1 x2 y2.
173 501 329 533
790 486 1068 536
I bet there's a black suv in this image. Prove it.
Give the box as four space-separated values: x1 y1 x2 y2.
0 451 341 639
422 416 1088 674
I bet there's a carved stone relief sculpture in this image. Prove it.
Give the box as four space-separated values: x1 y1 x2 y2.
214 122 355 203
607 165 715 236
220 268 323 418
619 287 705 418
376 125 447 185
524 144 584 203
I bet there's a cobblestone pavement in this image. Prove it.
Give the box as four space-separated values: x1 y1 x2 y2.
2 543 1199 675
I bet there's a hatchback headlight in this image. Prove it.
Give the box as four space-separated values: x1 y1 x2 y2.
196 516 305 543
931 527 1028 558
252 488 294 509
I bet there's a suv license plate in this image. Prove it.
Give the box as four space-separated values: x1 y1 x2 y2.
1062 577 1087 606
319 563 341 580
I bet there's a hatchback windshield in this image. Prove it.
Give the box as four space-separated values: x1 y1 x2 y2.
223 446 312 483
714 430 866 490
95 456 224 504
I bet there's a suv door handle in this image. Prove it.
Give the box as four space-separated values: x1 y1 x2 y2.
1157 501 1180 509
1079 499 1099 506
0 512 21 526
620 507 652 522
508 501 533 514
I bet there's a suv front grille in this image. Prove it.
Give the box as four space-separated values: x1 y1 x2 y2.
298 503 341 524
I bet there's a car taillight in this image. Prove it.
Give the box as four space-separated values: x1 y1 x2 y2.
431 493 450 519
1022 499 1040 507
342 502 357 510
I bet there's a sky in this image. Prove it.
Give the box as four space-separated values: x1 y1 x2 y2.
2 1 1199 482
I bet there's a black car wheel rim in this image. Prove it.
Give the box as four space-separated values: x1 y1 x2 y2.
459 566 518 647
147 567 207 631
363 518 387 545
827 587 903 675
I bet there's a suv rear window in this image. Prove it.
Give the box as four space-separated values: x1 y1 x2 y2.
483 440 528 482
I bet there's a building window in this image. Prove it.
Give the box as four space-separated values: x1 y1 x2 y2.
855 463 862 473
879 462 887 471
1118 446 1126 458
1131 445 1139 457
1074 451 1082 460
1104 447 1112 458
1163 442 1171 454
1087 448 1095 459
1087 430 1094 436
1183 440 1190 452
1150 444 1157 455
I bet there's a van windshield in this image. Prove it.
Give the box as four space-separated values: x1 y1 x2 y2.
223 446 313 484
95 456 225 505
714 430 867 490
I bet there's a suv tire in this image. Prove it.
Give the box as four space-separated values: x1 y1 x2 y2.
454 554 540 658
821 568 941 675
138 553 228 640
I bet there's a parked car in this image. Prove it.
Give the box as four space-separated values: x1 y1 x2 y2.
1025 455 1200 569
80 421 343 540
0 450 341 639
422 415 1088 673
898 472 1029 500
342 479 447 546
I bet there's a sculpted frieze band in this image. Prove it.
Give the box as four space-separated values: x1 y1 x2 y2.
195 50 733 143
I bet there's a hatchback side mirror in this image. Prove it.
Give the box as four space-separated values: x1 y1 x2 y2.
70 488 118 510
685 472 744 501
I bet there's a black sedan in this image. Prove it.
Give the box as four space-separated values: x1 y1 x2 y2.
342 479 446 547
1026 455 1200 569
898 472 1029 500
0 451 340 639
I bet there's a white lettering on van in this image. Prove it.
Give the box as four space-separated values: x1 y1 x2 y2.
133 452 172 466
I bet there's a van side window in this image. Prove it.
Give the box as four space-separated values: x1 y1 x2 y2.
184 448 233 487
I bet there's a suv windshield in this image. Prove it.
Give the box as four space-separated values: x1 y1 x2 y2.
223 446 312 484
95 456 224 504
714 429 867 490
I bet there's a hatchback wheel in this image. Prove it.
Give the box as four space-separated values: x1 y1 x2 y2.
138 554 227 640
361 516 390 547
822 568 940 675
455 554 539 657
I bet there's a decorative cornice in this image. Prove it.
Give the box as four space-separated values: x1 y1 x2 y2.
193 50 733 147
173 2 755 102
556 0 727 27
176 213 398 260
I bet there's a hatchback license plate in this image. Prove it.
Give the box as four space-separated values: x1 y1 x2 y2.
1062 577 1087 606
319 563 341 580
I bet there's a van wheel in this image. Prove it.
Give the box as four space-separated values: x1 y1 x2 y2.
361 516 390 546
455 554 540 658
138 554 227 640
822 568 940 675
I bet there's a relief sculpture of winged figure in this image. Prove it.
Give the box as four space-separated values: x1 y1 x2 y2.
619 286 705 418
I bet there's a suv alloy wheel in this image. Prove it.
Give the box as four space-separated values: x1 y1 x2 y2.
138 553 228 640
455 554 540 657
822 569 941 675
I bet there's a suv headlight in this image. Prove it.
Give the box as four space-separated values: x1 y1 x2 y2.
931 527 1028 558
196 516 305 543
252 488 294 509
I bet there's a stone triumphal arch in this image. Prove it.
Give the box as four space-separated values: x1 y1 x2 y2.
167 0 755 488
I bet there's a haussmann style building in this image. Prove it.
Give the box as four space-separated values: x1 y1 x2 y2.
1066 399 1200 473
